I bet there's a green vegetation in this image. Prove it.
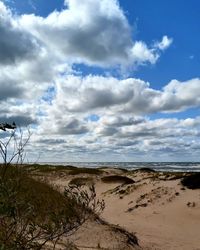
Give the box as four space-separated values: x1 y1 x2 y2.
69 167 102 175
135 167 156 173
181 173 200 189
0 166 104 249
98 167 128 173
101 175 135 184
24 164 77 173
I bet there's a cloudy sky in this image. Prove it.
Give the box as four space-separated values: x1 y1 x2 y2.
0 0 200 162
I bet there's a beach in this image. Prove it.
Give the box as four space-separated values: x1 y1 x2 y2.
34 165 200 250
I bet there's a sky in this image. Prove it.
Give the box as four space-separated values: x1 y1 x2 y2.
0 0 200 162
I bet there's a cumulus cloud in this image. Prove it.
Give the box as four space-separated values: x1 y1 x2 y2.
156 36 173 51
0 0 173 108
19 0 131 66
0 115 37 127
34 114 200 161
0 79 23 101
131 41 159 65
0 2 40 65
33 73 200 161
49 75 200 115
18 0 172 68
1 0 199 162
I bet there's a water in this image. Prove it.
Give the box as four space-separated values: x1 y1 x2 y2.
39 162 200 172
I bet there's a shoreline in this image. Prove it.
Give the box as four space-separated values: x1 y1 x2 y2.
23 161 200 173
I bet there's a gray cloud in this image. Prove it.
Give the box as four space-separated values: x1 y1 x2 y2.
0 80 23 100
53 76 200 115
0 115 37 127
101 116 145 127
20 0 131 66
37 139 66 145
0 2 39 65
0 1 199 162
97 127 118 137
75 87 133 111
19 0 170 68
57 118 89 135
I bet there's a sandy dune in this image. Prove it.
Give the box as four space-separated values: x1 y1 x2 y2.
41 167 200 250
98 171 200 250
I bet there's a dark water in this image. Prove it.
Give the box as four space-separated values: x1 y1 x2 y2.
40 162 200 172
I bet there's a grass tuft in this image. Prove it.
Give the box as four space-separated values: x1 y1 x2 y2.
101 175 135 184
181 172 200 189
69 177 94 186
69 168 102 175
23 163 77 173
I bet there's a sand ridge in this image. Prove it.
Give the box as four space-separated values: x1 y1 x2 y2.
37 166 200 250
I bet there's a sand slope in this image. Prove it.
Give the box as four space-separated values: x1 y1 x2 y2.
98 170 200 250
39 167 200 250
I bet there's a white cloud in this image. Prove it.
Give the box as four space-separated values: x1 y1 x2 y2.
156 35 173 51
48 75 200 115
1 0 199 162
0 0 173 107
33 113 200 162
131 41 159 65
0 1 40 65
18 0 172 68
29 74 200 161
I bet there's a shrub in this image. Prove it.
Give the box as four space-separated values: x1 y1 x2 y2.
137 167 155 172
181 173 200 189
25 164 77 173
101 175 135 184
0 126 105 249
69 177 94 186
0 166 104 249
69 168 102 175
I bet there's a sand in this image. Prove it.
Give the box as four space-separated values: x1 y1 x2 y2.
40 167 200 250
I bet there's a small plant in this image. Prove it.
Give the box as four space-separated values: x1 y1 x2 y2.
65 184 105 216
0 125 105 249
181 173 200 189
101 175 135 184
0 125 31 179
69 177 94 186
69 168 102 175
0 167 105 249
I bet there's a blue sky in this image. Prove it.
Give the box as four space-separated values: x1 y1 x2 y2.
0 0 200 162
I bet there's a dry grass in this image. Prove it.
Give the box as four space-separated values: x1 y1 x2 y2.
23 163 77 173
0 165 99 249
69 177 94 186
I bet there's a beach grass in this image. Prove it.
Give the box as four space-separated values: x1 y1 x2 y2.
0 165 98 249
69 177 94 186
101 175 135 184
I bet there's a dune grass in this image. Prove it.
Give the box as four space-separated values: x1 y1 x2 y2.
181 172 200 189
101 175 135 184
98 166 128 173
69 167 102 175
0 165 101 249
135 167 156 173
69 177 94 186
24 163 77 173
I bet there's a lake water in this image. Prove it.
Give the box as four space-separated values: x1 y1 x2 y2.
39 162 200 172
